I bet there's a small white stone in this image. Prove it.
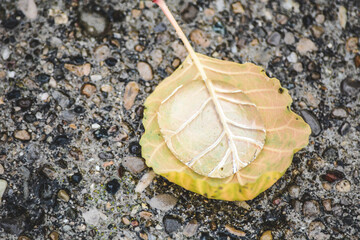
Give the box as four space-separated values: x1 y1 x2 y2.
92 123 101 129
18 0 38 20
284 32 295 45
0 179 7 203
7 71 15 78
1 47 11 60
90 74 102 81
82 208 108 226
135 171 156 193
287 52 298 63
39 92 50 101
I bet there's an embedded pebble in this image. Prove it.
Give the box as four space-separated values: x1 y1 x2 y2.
0 164 4 174
315 14 325 24
311 26 324 38
336 180 351 192
79 8 109 37
137 62 153 81
100 84 113 93
171 42 188 61
225 225 246 237
260 230 273 240
150 49 163 65
190 29 210 48
267 32 281 46
296 38 318 55
354 55 360 68
149 194 178 211
122 157 146 174
288 185 300 198
105 179 120 194
338 121 351 136
340 78 360 96
308 221 329 240
284 32 295 45
300 110 322 136
345 37 358 53
303 200 320 217
338 6 347 29
64 63 91 77
293 62 303 72
1 46 11 60
13 130 31 141
231 2 245 14
135 170 156 193
0 179 7 202
320 170 344 183
82 208 108 226
181 3 198 23
18 0 38 20
287 52 298 63
124 81 140 110
322 199 332 211
331 108 348 119
183 219 199 237
48 231 59 240
94 45 110 62
163 215 181 234
81 83 97 98
57 189 70 202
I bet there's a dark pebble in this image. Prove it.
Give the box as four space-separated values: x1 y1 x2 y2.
340 78 360 96
129 142 141 155
53 68 65 81
320 170 345 183
29 39 41 48
2 16 20 29
322 147 338 162
111 10 125 22
74 105 85 114
307 61 317 71
71 55 85 65
98 152 114 160
213 21 226 35
181 3 198 23
70 172 83 184
302 15 313 28
163 215 182 234
105 57 117 67
338 121 351 136
24 113 37 123
16 98 33 110
154 22 167 33
35 73 50 85
105 179 120 194
6 89 21 100
65 208 78 220
300 110 322 136
94 128 108 140
51 135 70 147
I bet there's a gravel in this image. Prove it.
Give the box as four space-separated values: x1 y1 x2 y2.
1 0 360 239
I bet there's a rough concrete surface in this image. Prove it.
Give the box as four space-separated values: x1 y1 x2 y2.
0 0 359 239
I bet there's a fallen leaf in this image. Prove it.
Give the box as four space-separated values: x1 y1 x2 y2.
140 0 310 201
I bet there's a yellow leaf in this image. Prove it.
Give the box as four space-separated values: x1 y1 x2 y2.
140 0 310 201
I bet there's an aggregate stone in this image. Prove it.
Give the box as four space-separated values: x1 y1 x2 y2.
78 6 109 37
340 78 360 96
331 107 348 119
267 31 281 46
0 179 7 201
338 121 351 136
296 38 318 55
183 219 199 237
300 110 322 136
303 200 320 217
137 61 153 81
122 156 146 174
13 129 31 141
163 215 182 234
149 194 178 211
181 3 198 23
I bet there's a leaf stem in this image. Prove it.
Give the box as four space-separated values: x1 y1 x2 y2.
153 0 198 63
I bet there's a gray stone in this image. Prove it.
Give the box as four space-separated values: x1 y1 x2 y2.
149 194 178 211
300 110 322 136
303 200 320 217
122 157 146 174
267 31 281 46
